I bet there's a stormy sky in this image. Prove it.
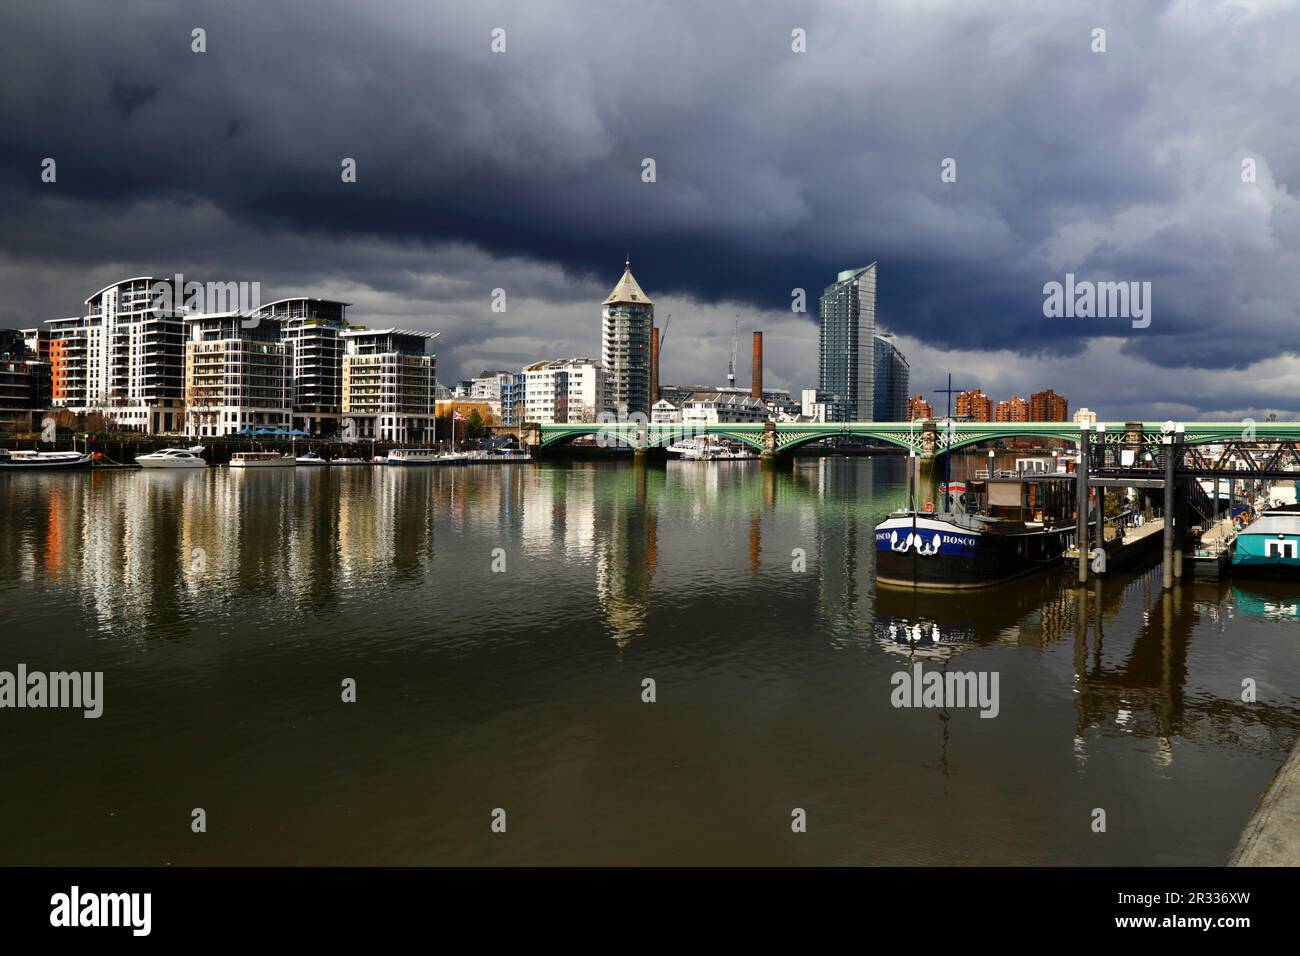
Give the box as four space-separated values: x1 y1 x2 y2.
2 0 1298 419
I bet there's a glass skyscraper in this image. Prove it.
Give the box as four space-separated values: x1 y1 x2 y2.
818 263 876 422
872 333 910 422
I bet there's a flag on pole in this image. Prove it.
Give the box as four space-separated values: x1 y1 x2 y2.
453 411 466 421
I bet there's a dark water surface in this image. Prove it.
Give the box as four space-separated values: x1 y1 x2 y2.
2 458 1298 865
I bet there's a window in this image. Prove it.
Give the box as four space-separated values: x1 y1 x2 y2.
1266 540 1296 559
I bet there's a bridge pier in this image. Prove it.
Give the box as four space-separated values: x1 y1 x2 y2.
920 420 938 459
1162 428 1178 589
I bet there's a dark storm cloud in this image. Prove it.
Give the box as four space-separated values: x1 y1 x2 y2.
1 0 1299 402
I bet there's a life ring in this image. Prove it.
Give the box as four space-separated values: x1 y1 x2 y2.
924 500 934 513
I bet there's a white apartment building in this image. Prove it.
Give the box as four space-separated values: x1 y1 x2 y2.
801 388 832 423
651 399 680 423
183 313 291 437
523 358 607 424
470 370 514 403
341 328 437 442
680 390 768 424
46 277 188 433
255 297 351 436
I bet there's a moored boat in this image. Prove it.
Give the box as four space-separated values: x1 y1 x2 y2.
387 448 467 465
1230 506 1300 579
296 451 329 466
875 472 1082 589
229 452 296 468
136 447 207 469
0 449 93 470
667 437 757 461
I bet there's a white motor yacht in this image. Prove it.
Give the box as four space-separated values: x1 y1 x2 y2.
135 447 207 469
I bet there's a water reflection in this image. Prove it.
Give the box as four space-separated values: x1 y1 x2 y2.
3 458 1300 865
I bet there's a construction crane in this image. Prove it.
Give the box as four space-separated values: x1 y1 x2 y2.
727 314 739 387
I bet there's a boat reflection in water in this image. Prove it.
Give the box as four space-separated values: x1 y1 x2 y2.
874 568 1077 660
1231 582 1300 622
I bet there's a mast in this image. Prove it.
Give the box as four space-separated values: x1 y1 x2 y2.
933 374 966 514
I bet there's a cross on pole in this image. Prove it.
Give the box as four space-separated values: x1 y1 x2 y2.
933 374 968 512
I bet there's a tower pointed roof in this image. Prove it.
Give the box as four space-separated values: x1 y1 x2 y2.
603 258 653 306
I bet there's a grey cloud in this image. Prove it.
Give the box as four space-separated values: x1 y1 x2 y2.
0 0 1298 408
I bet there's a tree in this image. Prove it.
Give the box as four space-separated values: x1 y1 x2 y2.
435 413 453 446
464 408 485 441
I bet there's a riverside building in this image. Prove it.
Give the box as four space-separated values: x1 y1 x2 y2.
818 263 877 422
0 333 49 432
340 328 437 443
872 333 910 422
601 259 653 417
183 313 291 437
523 358 606 424
955 388 993 422
679 390 767 424
45 277 188 433
254 297 352 436
1030 388 1069 421
43 278 442 437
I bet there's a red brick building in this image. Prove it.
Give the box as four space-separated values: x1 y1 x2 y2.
906 394 934 419
995 395 1029 422
1029 388 1068 421
955 388 993 422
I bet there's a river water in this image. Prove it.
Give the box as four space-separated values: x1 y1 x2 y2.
1 457 1297 865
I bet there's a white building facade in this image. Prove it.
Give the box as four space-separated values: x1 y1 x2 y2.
183 313 291 437
522 358 607 424
680 390 768 424
341 328 437 442
255 297 352 436
46 276 188 433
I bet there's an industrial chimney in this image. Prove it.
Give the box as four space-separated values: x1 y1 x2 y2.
751 332 763 399
651 326 660 406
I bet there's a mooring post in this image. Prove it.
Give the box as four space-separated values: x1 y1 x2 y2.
1095 483 1106 567
1077 421 1090 584
1094 423 1106 569
1162 426 1176 589
1174 424 1185 580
